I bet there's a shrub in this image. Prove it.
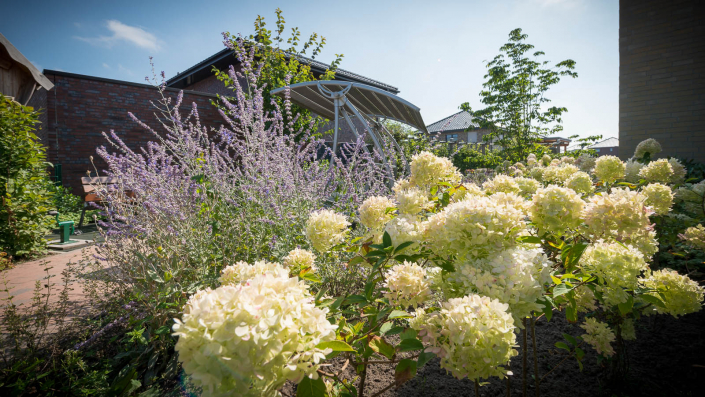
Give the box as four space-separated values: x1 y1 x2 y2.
0 95 54 258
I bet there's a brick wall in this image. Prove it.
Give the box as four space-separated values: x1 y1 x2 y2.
43 71 224 196
619 0 705 162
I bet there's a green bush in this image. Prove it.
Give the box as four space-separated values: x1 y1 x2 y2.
451 143 503 172
0 95 54 258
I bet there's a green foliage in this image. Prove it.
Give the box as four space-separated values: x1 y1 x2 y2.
0 95 54 258
48 185 98 225
450 144 503 172
461 28 578 163
217 8 344 134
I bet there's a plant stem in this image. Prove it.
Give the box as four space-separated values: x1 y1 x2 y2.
475 380 480 396
370 382 396 397
531 317 539 397
358 364 367 397
506 376 511 397
539 355 571 384
522 318 527 397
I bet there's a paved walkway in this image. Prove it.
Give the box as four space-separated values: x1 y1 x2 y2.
1 246 97 307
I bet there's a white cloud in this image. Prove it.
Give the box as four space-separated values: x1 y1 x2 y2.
102 63 110 69
118 64 133 76
75 20 161 51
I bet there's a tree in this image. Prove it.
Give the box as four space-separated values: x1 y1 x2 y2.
216 8 344 134
461 28 578 162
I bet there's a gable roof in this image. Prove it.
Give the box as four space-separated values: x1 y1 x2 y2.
0 33 53 91
426 110 479 134
588 137 619 149
166 48 399 94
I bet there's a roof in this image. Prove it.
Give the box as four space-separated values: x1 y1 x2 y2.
271 81 426 133
166 47 399 94
0 33 54 91
426 111 479 134
588 137 619 149
541 136 571 144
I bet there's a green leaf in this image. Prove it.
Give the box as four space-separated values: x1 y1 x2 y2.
417 351 435 367
343 295 367 305
639 294 666 308
394 359 417 386
517 235 542 245
618 295 634 316
368 336 395 360
400 328 418 340
316 340 355 352
553 283 571 298
383 231 393 248
555 342 570 351
380 322 393 335
301 271 321 283
297 376 326 397
574 347 585 360
562 333 577 346
393 241 414 253
384 326 405 335
388 310 412 319
398 338 424 352
348 256 366 266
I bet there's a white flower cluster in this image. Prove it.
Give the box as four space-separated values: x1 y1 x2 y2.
447 248 551 324
680 224 705 250
583 188 654 242
564 171 595 196
305 209 350 252
529 185 585 234
593 155 625 184
543 164 579 184
384 214 423 249
668 158 687 184
409 151 462 189
173 273 337 397
576 153 596 173
451 183 484 202
219 260 288 286
483 174 521 195
425 195 526 259
640 268 704 317
396 187 429 216
579 241 648 307
515 177 541 196
580 318 615 357
642 183 673 215
638 158 674 184
634 138 662 159
624 159 644 183
410 295 517 381
359 195 395 231
283 248 316 271
383 262 432 308
529 166 545 182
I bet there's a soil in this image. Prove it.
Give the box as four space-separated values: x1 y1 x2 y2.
286 308 705 397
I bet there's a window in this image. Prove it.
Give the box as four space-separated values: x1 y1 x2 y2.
610 148 613 151
446 134 458 142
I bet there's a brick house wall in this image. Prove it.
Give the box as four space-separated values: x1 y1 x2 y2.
42 71 224 196
619 0 705 162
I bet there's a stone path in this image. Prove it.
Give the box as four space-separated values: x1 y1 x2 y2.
1 246 97 307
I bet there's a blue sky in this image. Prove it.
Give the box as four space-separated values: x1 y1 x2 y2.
1 0 618 140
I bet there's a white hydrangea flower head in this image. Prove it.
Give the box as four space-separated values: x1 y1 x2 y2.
451 183 484 202
574 285 598 313
283 248 316 271
638 158 674 184
396 187 429 216
483 174 521 195
515 177 541 196
425 195 526 260
579 241 648 306
529 185 585 234
634 138 662 159
624 159 645 183
680 224 705 250
561 156 575 164
447 248 551 324
642 183 673 215
624 228 659 259
529 166 545 182
576 153 596 173
527 153 537 162
409 151 462 189
492 192 530 215
564 171 595 196
580 318 615 357
583 188 654 242
514 162 526 170
668 158 687 184
219 261 288 286
383 262 432 308
541 154 552 166
640 269 704 317
173 273 337 397
527 158 538 168
593 155 625 184
305 209 350 252
621 318 636 341
410 295 517 381
384 214 422 250
359 195 396 231
543 164 580 185
550 159 561 167
393 177 414 193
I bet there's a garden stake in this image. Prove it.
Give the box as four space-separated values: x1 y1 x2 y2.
522 318 528 397
532 317 539 397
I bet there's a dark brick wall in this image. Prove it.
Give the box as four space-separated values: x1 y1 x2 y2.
43 71 224 196
619 0 705 162
593 146 620 157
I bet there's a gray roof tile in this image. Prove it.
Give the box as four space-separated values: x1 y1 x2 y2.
427 111 479 133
